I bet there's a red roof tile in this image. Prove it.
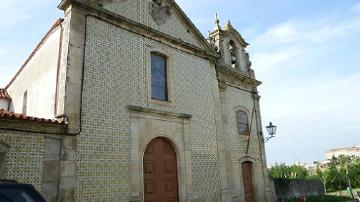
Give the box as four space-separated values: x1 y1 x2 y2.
0 89 11 101
0 109 64 124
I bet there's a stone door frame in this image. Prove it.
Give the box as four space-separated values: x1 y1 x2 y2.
239 156 259 202
128 106 193 202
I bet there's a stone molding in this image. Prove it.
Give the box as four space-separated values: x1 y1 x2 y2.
128 106 192 120
0 119 66 134
58 0 219 62
210 25 249 48
217 65 261 93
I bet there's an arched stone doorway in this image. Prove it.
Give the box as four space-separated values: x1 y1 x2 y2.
143 138 179 202
242 161 255 202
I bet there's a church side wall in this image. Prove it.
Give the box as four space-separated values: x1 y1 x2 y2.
0 129 62 202
76 16 220 201
221 86 268 202
0 130 45 191
6 28 61 119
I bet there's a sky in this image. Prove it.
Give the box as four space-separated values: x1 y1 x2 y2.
0 0 359 166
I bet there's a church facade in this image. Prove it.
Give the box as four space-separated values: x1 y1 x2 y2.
0 0 274 201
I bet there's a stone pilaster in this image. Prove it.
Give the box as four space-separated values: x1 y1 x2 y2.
57 4 87 202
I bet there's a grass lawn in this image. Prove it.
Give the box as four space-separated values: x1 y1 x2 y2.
328 187 360 198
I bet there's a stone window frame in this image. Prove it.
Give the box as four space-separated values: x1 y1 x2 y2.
236 109 250 136
147 45 175 106
0 141 10 178
150 52 169 101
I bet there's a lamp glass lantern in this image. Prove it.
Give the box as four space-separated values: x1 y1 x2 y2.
266 122 277 137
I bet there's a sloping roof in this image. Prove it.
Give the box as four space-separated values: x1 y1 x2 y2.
0 89 11 101
5 18 64 89
0 109 64 124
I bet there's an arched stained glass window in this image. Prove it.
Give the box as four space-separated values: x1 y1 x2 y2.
151 53 168 101
237 110 249 135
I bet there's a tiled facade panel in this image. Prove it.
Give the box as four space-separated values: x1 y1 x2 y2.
0 130 45 191
223 86 261 160
103 0 203 48
223 86 266 200
78 16 219 201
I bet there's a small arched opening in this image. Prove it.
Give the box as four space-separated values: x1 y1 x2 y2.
229 40 238 68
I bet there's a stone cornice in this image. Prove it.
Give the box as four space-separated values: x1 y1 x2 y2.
128 106 192 119
224 22 249 47
0 118 66 134
216 65 261 92
58 0 219 62
209 28 249 48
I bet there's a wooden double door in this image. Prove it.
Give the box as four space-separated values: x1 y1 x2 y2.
143 138 179 202
242 161 255 202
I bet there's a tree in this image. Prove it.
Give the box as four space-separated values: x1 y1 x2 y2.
269 163 290 179
269 163 308 179
269 157 360 193
288 164 308 179
316 168 329 194
348 157 360 188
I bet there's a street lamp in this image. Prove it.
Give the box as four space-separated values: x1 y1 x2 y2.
265 122 277 142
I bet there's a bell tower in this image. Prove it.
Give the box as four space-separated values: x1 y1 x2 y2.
209 14 255 79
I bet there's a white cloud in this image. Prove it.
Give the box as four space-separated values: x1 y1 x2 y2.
251 47 303 73
261 73 360 119
254 16 360 47
255 22 299 44
0 1 45 32
249 15 360 74
0 1 29 30
251 14 360 164
352 2 360 13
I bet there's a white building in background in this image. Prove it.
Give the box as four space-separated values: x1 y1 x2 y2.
325 145 360 159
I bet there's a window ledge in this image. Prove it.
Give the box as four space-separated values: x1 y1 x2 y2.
148 98 175 107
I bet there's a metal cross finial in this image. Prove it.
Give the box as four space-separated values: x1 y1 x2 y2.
214 13 221 30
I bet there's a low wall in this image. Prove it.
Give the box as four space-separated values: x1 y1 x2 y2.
273 179 325 200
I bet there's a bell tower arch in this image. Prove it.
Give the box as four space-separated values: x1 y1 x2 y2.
208 15 253 75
